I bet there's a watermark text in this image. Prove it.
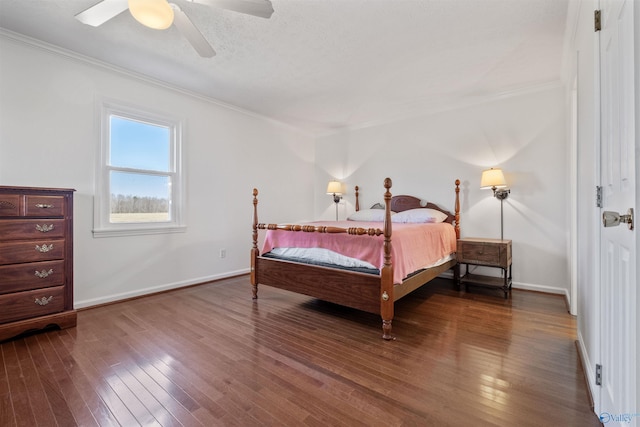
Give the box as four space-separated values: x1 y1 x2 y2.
600 411 640 424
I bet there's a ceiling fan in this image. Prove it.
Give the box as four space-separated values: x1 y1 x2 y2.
74 0 274 58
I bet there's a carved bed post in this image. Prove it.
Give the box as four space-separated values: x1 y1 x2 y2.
453 179 461 289
355 185 360 212
380 177 395 340
251 188 259 299
454 179 460 239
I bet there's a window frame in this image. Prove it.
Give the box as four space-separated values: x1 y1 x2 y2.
93 99 186 237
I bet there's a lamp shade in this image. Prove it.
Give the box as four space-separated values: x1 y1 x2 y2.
480 168 507 189
326 181 342 195
128 0 174 30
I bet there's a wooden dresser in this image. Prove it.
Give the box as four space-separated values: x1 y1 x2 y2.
0 186 76 341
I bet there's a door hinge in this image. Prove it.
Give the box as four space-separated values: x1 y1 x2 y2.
596 364 602 385
596 186 603 207
594 10 601 32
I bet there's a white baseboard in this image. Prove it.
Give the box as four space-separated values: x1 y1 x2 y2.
74 268 250 309
512 281 568 296
576 329 597 412
77 269 569 309
439 271 569 297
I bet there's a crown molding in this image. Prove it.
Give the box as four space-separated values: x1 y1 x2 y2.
1 28 565 139
0 28 313 136
318 80 564 137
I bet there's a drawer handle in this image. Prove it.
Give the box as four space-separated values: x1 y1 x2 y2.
35 203 54 209
34 296 53 306
35 224 55 233
35 269 54 278
0 200 17 209
35 244 54 253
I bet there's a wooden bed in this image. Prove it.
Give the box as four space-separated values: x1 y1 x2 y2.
250 178 461 340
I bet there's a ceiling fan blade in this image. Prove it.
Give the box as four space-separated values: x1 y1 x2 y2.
172 7 216 58
75 0 129 26
191 0 274 19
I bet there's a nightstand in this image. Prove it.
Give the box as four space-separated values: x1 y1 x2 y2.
456 238 512 298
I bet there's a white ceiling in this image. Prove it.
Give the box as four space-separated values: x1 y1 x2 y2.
0 0 569 135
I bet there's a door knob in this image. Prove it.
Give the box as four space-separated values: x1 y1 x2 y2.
602 208 634 230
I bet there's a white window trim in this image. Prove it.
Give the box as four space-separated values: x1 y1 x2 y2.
93 98 186 238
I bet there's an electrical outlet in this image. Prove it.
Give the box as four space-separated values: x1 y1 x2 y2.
220 248 226 258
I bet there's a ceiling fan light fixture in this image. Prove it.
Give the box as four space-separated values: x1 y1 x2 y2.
128 0 174 30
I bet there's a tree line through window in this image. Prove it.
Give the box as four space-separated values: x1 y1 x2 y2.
111 194 169 212
110 193 170 223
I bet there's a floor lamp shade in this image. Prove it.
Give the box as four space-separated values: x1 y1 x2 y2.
481 168 507 190
327 181 342 220
326 181 342 195
481 168 510 240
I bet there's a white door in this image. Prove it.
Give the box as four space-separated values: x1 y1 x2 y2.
598 0 637 424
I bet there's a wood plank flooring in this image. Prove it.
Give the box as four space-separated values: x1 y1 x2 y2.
1 276 602 426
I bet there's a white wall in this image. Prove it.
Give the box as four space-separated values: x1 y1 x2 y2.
315 86 570 294
0 36 316 307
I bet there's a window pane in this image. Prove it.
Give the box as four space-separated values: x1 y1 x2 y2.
110 115 170 171
110 171 171 223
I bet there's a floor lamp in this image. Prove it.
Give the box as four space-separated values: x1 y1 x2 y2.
326 180 343 221
481 168 510 240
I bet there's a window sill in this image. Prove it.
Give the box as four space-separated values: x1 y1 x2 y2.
92 224 187 238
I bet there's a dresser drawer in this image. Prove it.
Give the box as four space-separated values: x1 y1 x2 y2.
0 219 66 241
0 239 65 265
24 195 65 217
0 194 20 217
0 260 65 294
0 286 65 324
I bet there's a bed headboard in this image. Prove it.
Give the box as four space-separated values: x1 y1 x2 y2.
353 179 460 237
390 195 456 224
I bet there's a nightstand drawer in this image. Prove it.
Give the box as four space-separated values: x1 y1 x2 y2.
460 243 501 264
457 238 511 268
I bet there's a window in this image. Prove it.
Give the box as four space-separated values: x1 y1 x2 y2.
94 100 185 237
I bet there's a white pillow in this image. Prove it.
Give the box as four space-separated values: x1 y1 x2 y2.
347 209 395 222
391 208 448 223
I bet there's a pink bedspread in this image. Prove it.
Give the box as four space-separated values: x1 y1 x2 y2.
261 221 457 284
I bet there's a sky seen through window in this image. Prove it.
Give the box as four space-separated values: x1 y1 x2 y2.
109 115 171 199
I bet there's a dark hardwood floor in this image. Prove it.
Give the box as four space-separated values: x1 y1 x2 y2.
1 276 601 426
